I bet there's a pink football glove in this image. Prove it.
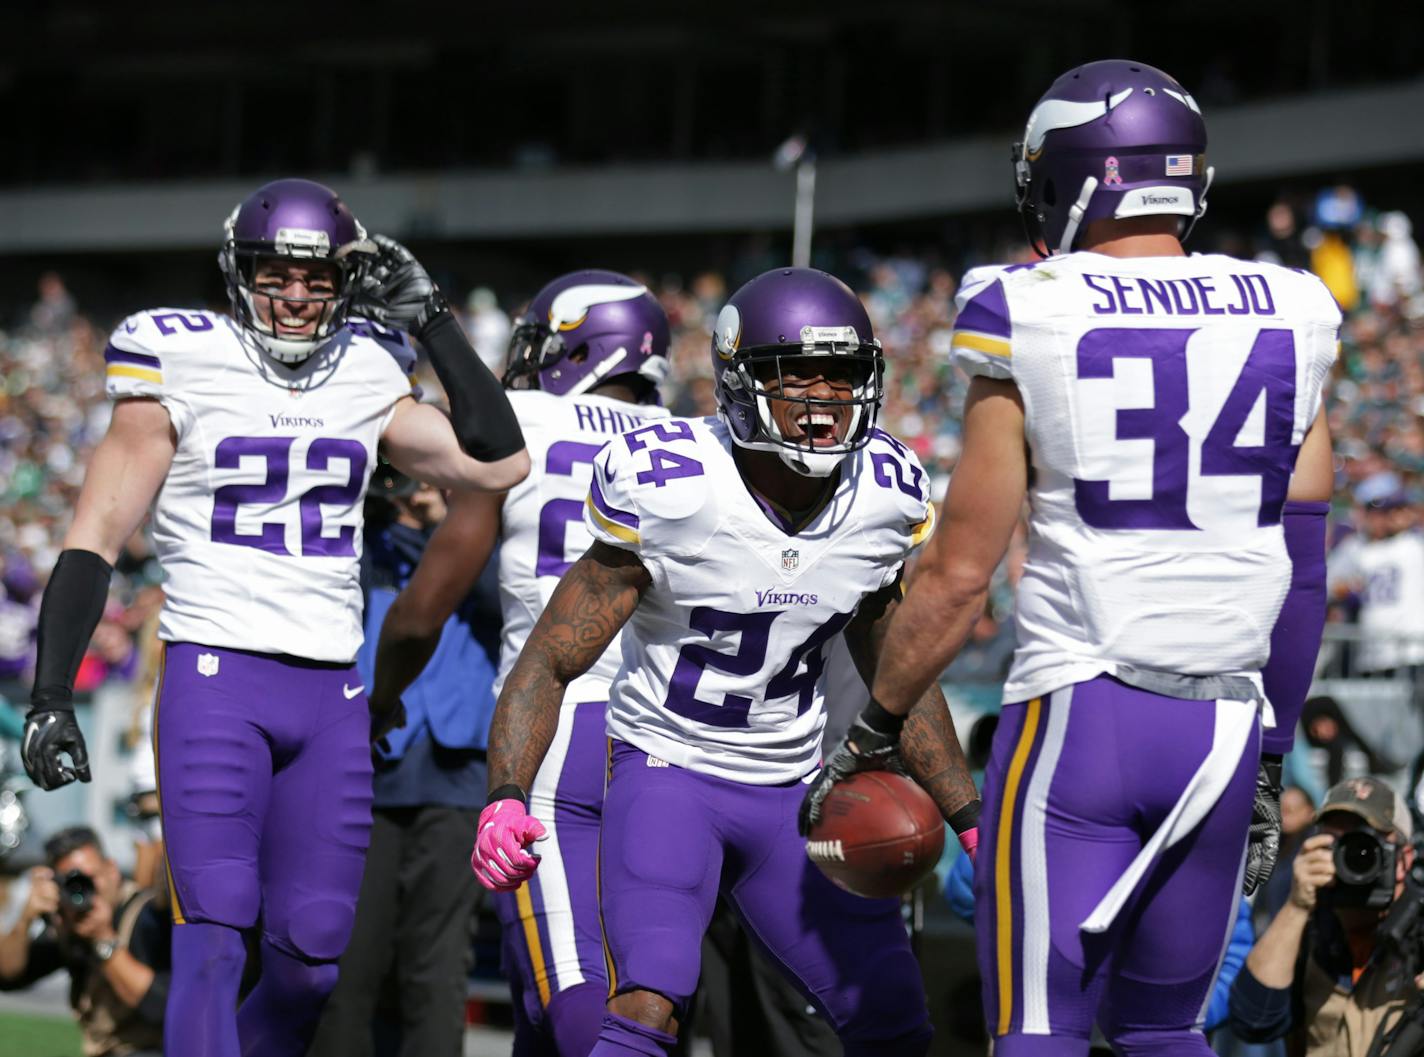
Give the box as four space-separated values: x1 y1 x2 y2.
471 799 547 892
958 826 979 864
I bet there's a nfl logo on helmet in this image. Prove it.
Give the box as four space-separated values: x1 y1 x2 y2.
781 549 800 572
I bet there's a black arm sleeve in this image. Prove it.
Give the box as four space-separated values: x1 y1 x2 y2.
1227 964 1294 1043
31 549 113 711
413 311 525 462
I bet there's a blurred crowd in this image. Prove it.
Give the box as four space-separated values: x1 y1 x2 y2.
0 187 1421 712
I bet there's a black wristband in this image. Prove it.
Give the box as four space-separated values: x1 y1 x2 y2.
32 549 113 712
487 784 528 808
415 312 526 463
947 799 983 835
858 698 906 737
1261 753 1283 786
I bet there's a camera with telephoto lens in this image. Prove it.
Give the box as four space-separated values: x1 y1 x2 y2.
1366 852 1424 1057
56 869 95 919
1328 828 1398 910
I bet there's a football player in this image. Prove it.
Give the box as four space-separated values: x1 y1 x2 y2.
21 179 528 1057
813 61 1335 1056
476 267 980 1057
368 270 673 1055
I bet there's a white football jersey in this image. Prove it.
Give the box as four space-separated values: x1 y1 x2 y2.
494 390 670 703
1356 531 1424 672
953 253 1340 703
585 416 934 784
105 310 417 662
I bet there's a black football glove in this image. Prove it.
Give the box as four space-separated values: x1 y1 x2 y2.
798 701 907 837
350 234 449 336
22 706 92 791
1242 753 1283 896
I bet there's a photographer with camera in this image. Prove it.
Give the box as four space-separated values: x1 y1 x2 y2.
0 826 169 1056
1230 776 1424 1057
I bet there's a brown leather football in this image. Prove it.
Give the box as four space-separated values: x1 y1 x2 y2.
805 771 945 899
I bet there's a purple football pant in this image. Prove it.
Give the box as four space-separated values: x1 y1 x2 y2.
155 642 373 1057
975 676 1259 1057
593 739 931 1057
497 701 611 1057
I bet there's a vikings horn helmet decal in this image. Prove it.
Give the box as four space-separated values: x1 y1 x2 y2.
505 270 670 401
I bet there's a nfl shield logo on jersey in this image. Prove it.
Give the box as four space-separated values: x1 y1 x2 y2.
781 548 800 572
196 653 220 678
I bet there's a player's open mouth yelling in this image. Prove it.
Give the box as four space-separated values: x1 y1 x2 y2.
791 408 845 447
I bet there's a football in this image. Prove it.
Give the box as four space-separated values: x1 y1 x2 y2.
806 771 946 899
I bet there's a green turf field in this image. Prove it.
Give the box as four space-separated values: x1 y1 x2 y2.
0 1011 83 1057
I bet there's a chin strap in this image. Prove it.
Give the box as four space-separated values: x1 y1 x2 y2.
1055 175 1100 255
1180 164 1216 245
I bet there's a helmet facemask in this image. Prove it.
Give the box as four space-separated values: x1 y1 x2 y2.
721 329 884 478
220 213 371 365
503 320 565 390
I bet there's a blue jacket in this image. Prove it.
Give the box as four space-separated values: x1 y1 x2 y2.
942 852 1254 1032
358 520 501 756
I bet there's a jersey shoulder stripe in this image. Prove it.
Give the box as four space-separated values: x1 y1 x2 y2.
587 468 641 544
103 344 162 386
952 269 1015 379
105 308 221 397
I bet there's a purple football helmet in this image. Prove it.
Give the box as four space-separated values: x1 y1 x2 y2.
219 178 375 364
712 268 883 478
504 270 669 401
1014 60 1212 256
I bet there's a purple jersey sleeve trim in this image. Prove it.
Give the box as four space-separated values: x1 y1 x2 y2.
954 279 1012 341
104 345 161 369
590 472 640 529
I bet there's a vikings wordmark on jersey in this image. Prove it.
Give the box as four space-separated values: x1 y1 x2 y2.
105 308 416 662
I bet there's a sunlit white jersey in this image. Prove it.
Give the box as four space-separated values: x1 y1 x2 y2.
953 253 1340 703
105 310 417 662
493 390 670 702
1356 531 1424 672
585 416 934 783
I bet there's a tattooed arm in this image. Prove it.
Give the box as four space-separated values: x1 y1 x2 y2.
843 576 979 822
486 541 651 795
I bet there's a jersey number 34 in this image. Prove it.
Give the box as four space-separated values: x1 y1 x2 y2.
1074 326 1298 531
